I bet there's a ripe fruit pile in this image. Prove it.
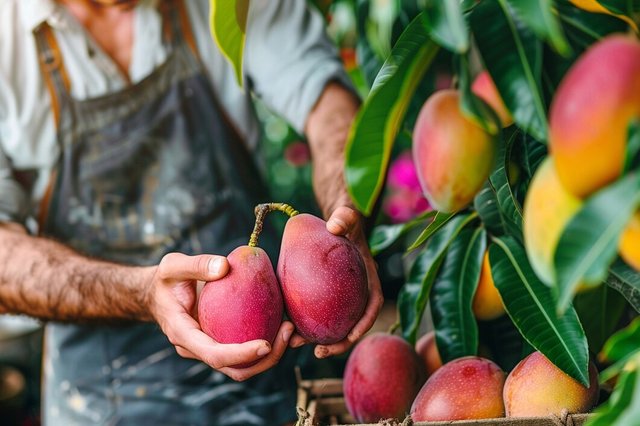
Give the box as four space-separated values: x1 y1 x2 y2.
343 332 599 423
197 202 368 355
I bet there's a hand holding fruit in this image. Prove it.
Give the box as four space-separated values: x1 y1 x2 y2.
287 205 384 359
148 252 294 382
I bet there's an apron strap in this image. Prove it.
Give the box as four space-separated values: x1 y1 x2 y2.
160 0 202 62
32 22 72 128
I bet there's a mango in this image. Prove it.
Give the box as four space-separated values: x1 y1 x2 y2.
472 251 506 321
198 246 283 367
619 211 640 272
549 35 640 198
412 89 497 213
523 158 583 285
471 70 514 127
504 351 599 417
343 333 426 423
277 213 368 344
410 356 506 421
415 331 443 376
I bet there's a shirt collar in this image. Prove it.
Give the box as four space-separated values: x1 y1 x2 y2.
21 0 67 32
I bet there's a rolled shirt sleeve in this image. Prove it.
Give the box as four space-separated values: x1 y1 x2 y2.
245 0 355 134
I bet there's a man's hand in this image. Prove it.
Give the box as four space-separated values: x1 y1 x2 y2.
289 206 384 358
148 252 294 382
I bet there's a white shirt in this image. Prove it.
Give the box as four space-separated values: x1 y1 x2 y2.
0 0 350 225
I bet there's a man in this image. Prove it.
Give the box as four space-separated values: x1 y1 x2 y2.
0 0 383 424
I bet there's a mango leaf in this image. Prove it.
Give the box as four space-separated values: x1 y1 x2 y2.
488 131 524 241
587 369 640 426
587 0 640 32
431 227 486 362
574 284 628 354
624 121 640 173
554 172 640 314
474 181 507 236
597 0 640 14
456 54 500 134
606 259 640 313
505 0 571 56
479 314 533 372
369 210 436 255
471 0 548 142
489 236 590 386
599 317 640 383
209 0 249 87
423 0 469 53
601 317 640 364
398 214 473 344
346 13 440 216
556 1 632 51
406 211 456 252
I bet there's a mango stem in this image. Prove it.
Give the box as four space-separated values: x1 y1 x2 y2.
248 203 299 247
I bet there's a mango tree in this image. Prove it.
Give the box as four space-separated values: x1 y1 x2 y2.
211 0 640 423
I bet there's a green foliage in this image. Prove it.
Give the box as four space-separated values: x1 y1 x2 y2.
554 172 640 313
368 210 436 255
345 13 439 215
471 0 548 142
209 0 248 86
607 260 640 313
431 227 486 362
489 237 590 386
588 318 640 426
212 0 640 419
398 213 476 345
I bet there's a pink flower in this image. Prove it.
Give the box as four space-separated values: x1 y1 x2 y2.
384 150 430 223
387 151 422 192
284 141 311 167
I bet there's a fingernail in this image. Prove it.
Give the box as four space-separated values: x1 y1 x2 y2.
257 344 271 357
208 257 223 275
282 328 292 343
328 218 347 232
315 346 328 359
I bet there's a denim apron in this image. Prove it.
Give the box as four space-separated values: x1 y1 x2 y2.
32 2 293 425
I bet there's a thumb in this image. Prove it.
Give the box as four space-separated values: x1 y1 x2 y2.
157 253 230 282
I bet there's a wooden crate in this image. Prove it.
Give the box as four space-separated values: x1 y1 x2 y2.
295 375 592 426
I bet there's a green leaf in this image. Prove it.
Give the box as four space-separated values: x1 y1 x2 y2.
488 131 524 240
209 0 249 87
587 369 640 426
556 1 632 50
406 211 456 252
574 284 628 354
346 13 440 215
368 210 437 255
601 316 640 364
624 121 640 173
606 259 640 313
423 0 469 53
457 54 500 134
474 180 507 236
554 172 640 314
505 0 571 56
431 227 486 362
399 214 473 344
474 131 524 239
471 0 548 142
489 236 590 386
597 0 640 15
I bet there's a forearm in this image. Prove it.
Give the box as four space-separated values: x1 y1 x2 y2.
0 223 155 322
305 82 360 219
